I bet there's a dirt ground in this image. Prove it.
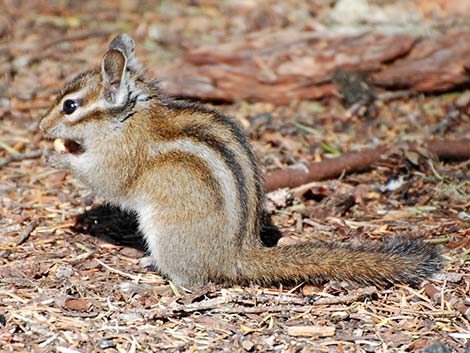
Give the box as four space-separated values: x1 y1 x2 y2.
0 1 469 352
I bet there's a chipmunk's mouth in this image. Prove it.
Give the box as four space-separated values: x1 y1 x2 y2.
53 138 84 155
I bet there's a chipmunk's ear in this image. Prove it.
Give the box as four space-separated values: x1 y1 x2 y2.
108 34 141 72
101 48 128 105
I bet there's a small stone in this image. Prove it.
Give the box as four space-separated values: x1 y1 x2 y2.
138 256 154 268
117 312 143 322
55 264 75 280
455 91 470 108
98 339 116 349
420 342 452 353
120 247 144 258
241 339 254 351
119 281 151 295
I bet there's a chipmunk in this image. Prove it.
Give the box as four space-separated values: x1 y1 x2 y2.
39 34 443 288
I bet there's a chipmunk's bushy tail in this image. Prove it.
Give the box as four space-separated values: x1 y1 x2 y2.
241 236 443 286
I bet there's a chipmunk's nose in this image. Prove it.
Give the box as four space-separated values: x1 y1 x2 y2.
39 114 54 134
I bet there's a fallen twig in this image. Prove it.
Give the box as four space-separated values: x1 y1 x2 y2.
151 286 377 319
16 220 40 246
371 303 459 318
95 259 164 285
0 150 42 168
265 139 470 191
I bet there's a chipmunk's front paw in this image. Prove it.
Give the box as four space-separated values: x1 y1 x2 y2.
45 152 72 170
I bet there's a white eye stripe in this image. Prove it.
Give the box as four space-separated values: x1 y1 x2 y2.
66 100 108 122
60 87 109 122
60 88 88 121
61 87 89 106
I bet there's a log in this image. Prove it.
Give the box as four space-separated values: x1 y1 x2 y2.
264 139 470 191
158 30 470 104
372 32 470 92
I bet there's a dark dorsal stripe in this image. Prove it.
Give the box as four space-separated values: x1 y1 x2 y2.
182 124 248 246
162 98 265 240
211 111 265 240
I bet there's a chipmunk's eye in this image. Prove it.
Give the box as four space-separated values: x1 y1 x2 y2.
62 99 79 115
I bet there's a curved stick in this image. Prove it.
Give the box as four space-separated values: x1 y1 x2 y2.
264 139 470 191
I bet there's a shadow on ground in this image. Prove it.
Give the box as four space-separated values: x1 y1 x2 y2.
73 204 283 249
74 204 147 251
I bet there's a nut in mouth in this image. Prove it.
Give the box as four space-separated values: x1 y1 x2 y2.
53 138 84 155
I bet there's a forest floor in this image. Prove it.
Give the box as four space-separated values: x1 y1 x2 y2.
0 1 469 352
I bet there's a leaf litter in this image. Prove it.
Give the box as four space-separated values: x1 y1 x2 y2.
0 1 469 352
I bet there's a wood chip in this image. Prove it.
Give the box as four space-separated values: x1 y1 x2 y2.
287 325 336 337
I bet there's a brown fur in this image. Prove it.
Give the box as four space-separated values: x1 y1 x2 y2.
39 34 443 288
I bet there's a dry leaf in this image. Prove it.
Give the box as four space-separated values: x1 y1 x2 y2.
64 298 93 312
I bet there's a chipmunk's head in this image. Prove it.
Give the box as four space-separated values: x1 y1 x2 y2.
40 34 146 155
